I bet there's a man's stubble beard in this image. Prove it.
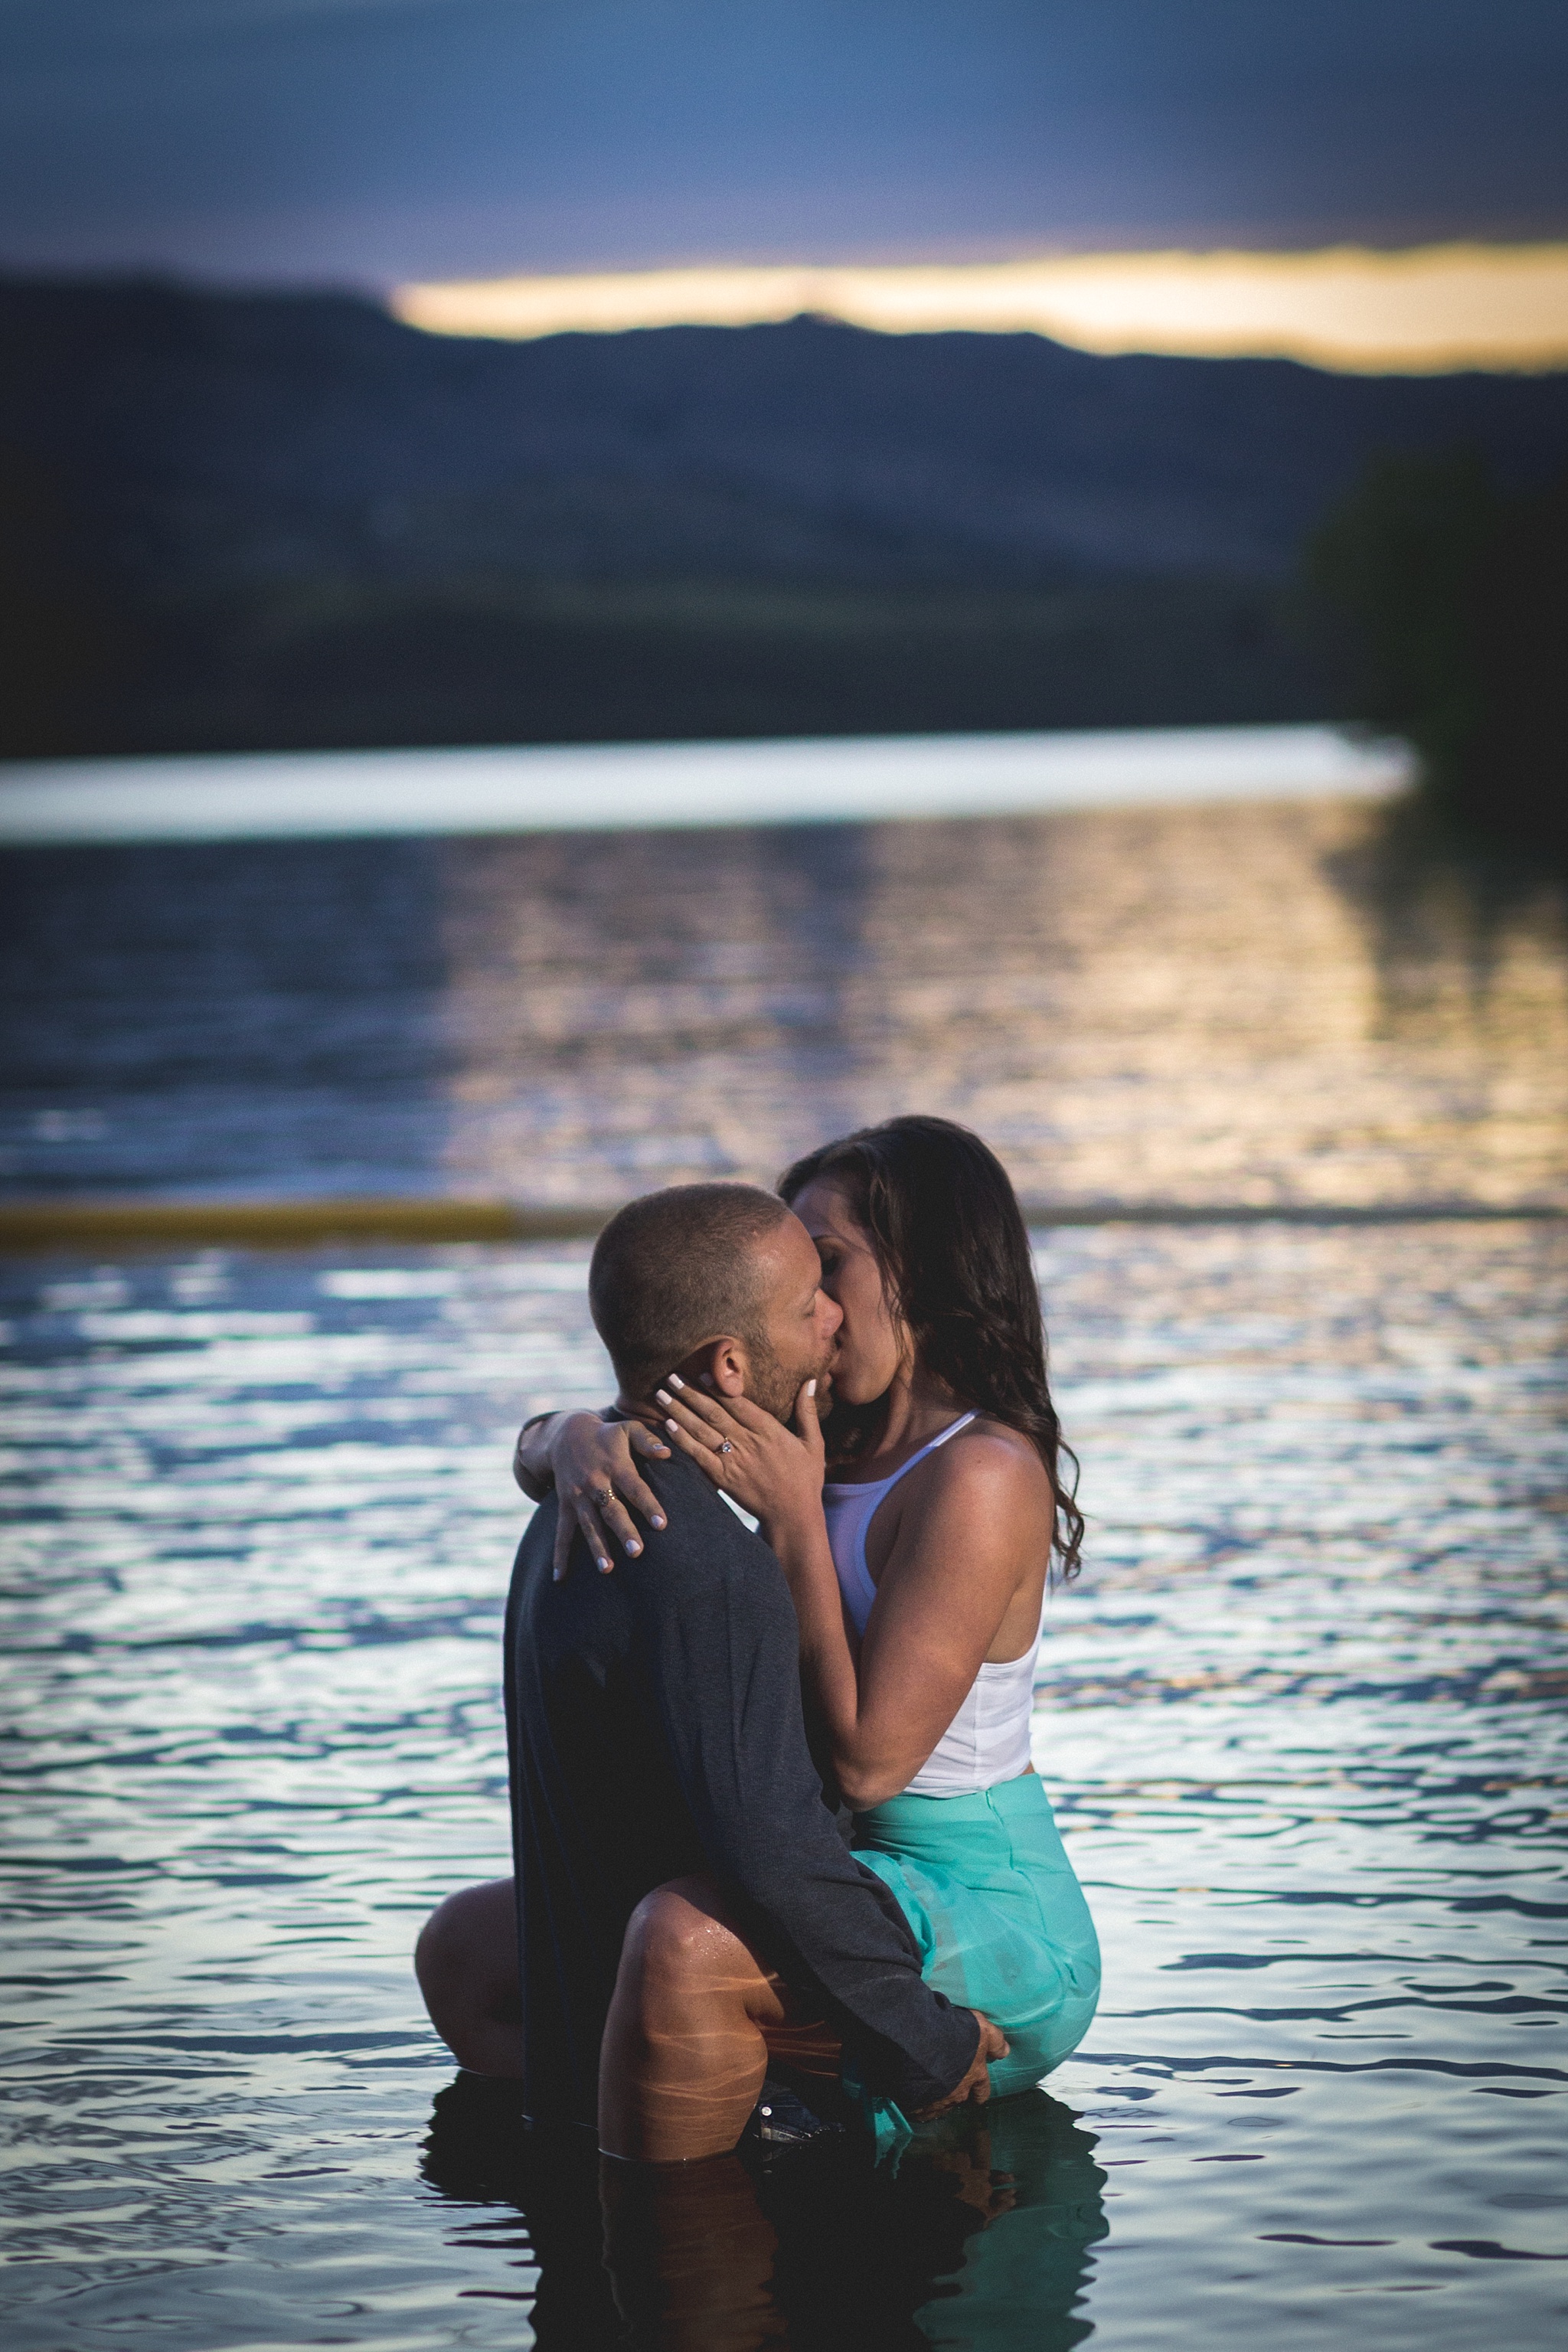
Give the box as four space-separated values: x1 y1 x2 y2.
744 1340 832 1424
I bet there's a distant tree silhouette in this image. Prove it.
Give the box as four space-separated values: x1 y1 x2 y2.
1469 469 1568 856
1309 449 1566 857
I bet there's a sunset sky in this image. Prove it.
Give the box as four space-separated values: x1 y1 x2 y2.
4 2 1566 367
393 244 1568 374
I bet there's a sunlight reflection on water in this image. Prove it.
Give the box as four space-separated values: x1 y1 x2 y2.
4 794 1566 1210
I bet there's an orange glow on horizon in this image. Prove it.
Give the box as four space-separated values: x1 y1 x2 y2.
390 243 1568 375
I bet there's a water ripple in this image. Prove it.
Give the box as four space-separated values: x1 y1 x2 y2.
2 1220 1565 2346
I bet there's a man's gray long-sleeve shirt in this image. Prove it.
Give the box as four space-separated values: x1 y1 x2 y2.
504 1450 979 2130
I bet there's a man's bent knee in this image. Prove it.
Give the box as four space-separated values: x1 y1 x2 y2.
619 1879 763 2015
414 1878 522 2078
417 1881 506 1992
601 1879 776 2161
624 1883 719 1975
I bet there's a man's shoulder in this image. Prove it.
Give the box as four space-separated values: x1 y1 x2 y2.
639 1452 779 1586
513 1488 560 1571
607 1455 796 1637
511 1453 779 1604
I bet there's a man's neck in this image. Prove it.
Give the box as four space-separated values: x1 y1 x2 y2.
612 1394 665 1432
614 1387 785 1430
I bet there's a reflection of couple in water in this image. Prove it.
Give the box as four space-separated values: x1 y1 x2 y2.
417 1116 1103 2329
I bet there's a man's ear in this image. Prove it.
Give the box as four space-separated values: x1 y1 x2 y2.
694 1336 748 1397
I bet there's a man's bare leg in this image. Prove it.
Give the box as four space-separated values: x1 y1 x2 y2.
414 1877 524 2079
599 1876 838 2162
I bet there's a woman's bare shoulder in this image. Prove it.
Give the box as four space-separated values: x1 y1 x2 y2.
916 1415 1052 1506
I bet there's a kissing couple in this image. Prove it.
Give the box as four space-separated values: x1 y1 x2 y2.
417 1115 1100 2161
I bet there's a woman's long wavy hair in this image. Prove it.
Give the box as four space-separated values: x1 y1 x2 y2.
779 1115 1084 1579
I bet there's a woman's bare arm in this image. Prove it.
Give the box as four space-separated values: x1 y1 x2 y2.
512 1413 572 1501
776 1435 1047 1805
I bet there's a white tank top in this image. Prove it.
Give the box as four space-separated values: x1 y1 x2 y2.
821 1413 1040 1799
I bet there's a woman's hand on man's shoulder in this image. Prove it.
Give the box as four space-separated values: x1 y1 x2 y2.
514 1410 675 1583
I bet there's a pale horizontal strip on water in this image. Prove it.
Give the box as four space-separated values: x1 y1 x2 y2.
2 1194 1566 1253
0 724 1412 846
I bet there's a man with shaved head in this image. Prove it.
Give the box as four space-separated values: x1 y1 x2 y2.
416 1181 991 2159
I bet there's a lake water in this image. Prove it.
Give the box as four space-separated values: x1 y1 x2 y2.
2 779 1566 2348
3 789 1565 1212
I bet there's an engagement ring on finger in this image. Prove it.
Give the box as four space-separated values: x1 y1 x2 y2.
717 1441 733 1455
593 1487 616 1507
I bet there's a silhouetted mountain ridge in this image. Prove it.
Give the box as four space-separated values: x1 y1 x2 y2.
3 276 1565 755
8 276 1568 593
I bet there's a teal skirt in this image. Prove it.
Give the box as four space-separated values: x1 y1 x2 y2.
847 1771 1099 2145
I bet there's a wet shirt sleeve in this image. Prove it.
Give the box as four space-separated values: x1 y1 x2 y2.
628 1467 980 2112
